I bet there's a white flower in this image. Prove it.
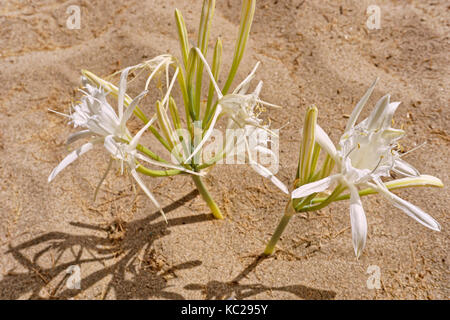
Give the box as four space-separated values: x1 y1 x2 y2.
102 117 168 221
48 68 198 221
48 74 147 182
184 48 287 193
291 79 441 258
218 62 279 132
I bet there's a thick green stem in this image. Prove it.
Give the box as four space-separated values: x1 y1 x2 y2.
191 175 223 219
263 200 296 255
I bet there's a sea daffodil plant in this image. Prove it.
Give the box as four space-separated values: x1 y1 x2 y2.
49 0 282 220
263 80 443 258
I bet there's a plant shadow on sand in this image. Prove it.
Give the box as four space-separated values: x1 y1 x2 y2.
1 190 335 300
185 255 336 300
1 190 205 299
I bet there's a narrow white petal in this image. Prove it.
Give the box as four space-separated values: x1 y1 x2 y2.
253 80 263 98
144 58 168 91
250 161 289 194
381 101 401 129
256 99 282 109
345 78 378 132
194 48 223 99
66 130 92 145
349 185 367 259
381 128 405 142
233 62 260 94
129 117 157 150
392 158 420 177
103 135 121 158
86 117 111 137
291 174 339 199
121 90 148 127
315 125 338 161
375 183 441 231
366 94 390 131
130 169 167 223
161 67 179 107
48 142 93 182
118 67 132 119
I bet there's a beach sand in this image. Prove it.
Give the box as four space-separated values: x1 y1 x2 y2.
0 0 448 299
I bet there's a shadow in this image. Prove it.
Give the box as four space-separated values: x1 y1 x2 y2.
0 190 210 299
185 255 336 300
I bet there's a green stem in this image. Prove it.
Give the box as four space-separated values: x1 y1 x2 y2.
298 184 346 212
263 200 296 255
136 165 183 177
191 175 224 219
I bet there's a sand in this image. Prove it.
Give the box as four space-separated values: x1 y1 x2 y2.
0 0 448 299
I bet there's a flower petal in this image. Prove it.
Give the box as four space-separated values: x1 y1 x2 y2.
233 62 260 95
381 128 405 142
366 94 390 131
194 48 223 99
66 130 92 145
392 158 420 177
291 174 339 199
121 90 148 127
315 125 338 161
376 183 441 231
349 185 367 259
103 135 122 159
130 168 167 223
250 161 289 194
118 66 133 119
128 117 157 150
381 101 401 129
345 78 378 132
48 142 94 182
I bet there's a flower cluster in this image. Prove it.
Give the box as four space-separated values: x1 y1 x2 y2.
264 80 443 258
49 64 200 222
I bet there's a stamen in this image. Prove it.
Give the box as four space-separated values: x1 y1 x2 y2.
256 99 282 109
371 155 384 174
400 141 427 158
345 145 358 158
48 109 70 118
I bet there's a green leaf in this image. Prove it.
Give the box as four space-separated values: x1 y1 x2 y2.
194 0 216 120
204 38 222 127
222 0 256 95
174 9 190 68
186 48 199 120
296 106 318 184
